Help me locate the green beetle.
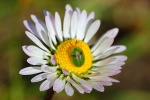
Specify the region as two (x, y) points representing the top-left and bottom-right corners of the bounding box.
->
(70, 48), (85, 67)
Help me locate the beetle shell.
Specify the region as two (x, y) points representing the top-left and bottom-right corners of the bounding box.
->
(70, 48), (85, 67)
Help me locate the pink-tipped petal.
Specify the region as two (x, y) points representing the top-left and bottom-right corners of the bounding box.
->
(62, 69), (70, 75)
(51, 55), (56, 65)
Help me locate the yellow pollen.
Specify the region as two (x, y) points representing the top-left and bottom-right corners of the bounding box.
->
(55, 39), (93, 75)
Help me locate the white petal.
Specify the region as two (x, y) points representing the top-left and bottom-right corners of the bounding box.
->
(91, 36), (106, 52)
(103, 45), (126, 55)
(76, 10), (87, 40)
(76, 8), (81, 15)
(89, 70), (115, 77)
(113, 45), (126, 53)
(40, 80), (50, 91)
(92, 38), (114, 56)
(30, 14), (47, 31)
(41, 65), (56, 73)
(102, 28), (119, 38)
(35, 22), (49, 46)
(92, 57), (116, 66)
(80, 85), (92, 93)
(84, 20), (100, 43)
(44, 11), (57, 44)
(101, 81), (112, 86)
(72, 74), (92, 90)
(110, 62), (125, 66)
(49, 79), (55, 89)
(97, 65), (122, 70)
(31, 73), (48, 82)
(94, 46), (119, 60)
(63, 13), (71, 38)
(47, 72), (57, 81)
(26, 45), (50, 56)
(90, 75), (119, 83)
(109, 55), (127, 64)
(27, 57), (47, 65)
(65, 82), (74, 96)
(53, 77), (65, 93)
(23, 20), (39, 38)
(86, 12), (95, 23)
(55, 12), (63, 41)
(98, 69), (121, 76)
(89, 81), (104, 92)
(48, 36), (56, 50)
(85, 12), (95, 34)
(91, 28), (119, 52)
(19, 67), (42, 75)
(65, 4), (73, 14)
(85, 71), (101, 77)
(89, 76), (111, 82)
(22, 46), (43, 58)
(71, 11), (78, 39)
(66, 77), (84, 94)
(108, 70), (121, 76)
(25, 31), (49, 52)
(109, 78), (120, 83)
(105, 65), (122, 70)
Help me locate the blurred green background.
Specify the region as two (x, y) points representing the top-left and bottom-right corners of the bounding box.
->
(0, 0), (150, 100)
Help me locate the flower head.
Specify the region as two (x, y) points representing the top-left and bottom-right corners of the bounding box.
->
(19, 4), (127, 96)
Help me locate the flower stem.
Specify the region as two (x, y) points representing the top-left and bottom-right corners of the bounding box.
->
(44, 88), (55, 100)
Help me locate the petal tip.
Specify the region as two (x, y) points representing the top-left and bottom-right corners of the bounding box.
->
(19, 69), (23, 75)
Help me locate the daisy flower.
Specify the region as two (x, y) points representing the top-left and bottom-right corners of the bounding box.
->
(19, 4), (127, 96)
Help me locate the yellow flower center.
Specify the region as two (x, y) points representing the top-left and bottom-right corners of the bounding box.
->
(55, 39), (93, 75)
